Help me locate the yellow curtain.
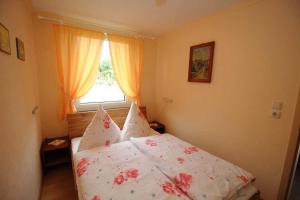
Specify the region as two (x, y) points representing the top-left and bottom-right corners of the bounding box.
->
(53, 25), (104, 119)
(108, 34), (144, 105)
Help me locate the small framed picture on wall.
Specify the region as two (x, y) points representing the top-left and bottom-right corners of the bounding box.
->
(188, 41), (215, 83)
(0, 23), (11, 55)
(16, 37), (25, 61)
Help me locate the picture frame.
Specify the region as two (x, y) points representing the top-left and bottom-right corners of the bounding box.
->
(0, 23), (11, 55)
(188, 41), (215, 83)
(16, 37), (25, 61)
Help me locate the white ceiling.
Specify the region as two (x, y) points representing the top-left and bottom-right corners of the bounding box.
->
(31, 0), (241, 36)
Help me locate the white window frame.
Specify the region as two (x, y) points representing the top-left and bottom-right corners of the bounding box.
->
(74, 97), (130, 112)
(74, 37), (131, 112)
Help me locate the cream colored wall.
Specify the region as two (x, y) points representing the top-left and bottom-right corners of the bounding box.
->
(33, 19), (67, 138)
(33, 19), (157, 138)
(155, 0), (300, 199)
(0, 0), (42, 199)
(140, 39), (157, 121)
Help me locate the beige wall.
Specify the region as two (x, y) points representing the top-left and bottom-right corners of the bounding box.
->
(154, 0), (300, 199)
(29, 0), (300, 199)
(33, 19), (157, 138)
(0, 0), (42, 199)
(33, 19), (67, 138)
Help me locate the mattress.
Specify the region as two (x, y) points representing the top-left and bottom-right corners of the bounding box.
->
(71, 134), (257, 200)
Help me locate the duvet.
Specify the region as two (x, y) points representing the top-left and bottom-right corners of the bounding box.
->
(74, 141), (190, 200)
(131, 134), (255, 200)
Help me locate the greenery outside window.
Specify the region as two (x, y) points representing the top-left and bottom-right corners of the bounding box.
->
(75, 39), (129, 111)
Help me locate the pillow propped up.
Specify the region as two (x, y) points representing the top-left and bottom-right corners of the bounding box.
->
(78, 106), (121, 151)
(121, 102), (152, 141)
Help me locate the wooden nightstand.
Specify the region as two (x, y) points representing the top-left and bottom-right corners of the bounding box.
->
(149, 121), (165, 134)
(41, 136), (71, 173)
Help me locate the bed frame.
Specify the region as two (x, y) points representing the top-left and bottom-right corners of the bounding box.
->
(66, 106), (147, 139)
(66, 107), (260, 200)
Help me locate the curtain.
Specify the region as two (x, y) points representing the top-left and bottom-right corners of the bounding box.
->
(108, 34), (144, 105)
(53, 25), (104, 119)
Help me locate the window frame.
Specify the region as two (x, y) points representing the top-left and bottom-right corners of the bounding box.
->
(74, 97), (130, 112)
(74, 37), (130, 112)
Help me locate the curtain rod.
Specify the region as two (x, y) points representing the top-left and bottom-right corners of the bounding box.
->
(37, 15), (156, 40)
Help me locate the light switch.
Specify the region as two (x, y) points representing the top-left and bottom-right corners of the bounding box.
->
(272, 101), (283, 110)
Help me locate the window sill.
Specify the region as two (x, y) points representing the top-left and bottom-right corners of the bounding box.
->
(75, 101), (131, 112)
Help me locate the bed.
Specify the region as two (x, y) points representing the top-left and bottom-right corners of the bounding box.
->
(67, 108), (260, 200)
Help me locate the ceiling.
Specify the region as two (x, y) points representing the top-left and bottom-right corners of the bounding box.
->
(31, 0), (241, 36)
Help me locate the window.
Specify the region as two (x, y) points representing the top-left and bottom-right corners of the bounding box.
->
(75, 39), (129, 111)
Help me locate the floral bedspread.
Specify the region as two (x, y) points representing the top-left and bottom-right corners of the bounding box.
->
(131, 134), (255, 200)
(74, 141), (190, 200)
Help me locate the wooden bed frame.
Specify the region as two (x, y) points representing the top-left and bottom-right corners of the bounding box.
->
(66, 107), (260, 200)
(66, 106), (147, 139)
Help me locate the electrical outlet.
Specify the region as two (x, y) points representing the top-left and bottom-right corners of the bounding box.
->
(271, 110), (281, 119)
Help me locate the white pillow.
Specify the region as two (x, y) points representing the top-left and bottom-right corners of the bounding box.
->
(120, 102), (152, 141)
(78, 106), (121, 151)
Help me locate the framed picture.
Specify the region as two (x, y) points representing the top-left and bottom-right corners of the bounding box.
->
(188, 41), (215, 83)
(0, 23), (11, 55)
(16, 37), (25, 61)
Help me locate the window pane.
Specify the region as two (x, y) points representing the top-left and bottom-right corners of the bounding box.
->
(79, 40), (125, 104)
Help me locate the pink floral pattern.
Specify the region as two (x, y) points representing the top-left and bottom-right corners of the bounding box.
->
(114, 174), (125, 185)
(138, 111), (146, 120)
(77, 158), (89, 177)
(125, 168), (139, 178)
(91, 195), (101, 200)
(105, 140), (111, 147)
(162, 181), (187, 197)
(184, 146), (199, 155)
(145, 139), (157, 146)
(78, 107), (120, 151)
(103, 113), (110, 129)
(120, 103), (152, 141)
(114, 168), (139, 185)
(237, 175), (249, 184)
(162, 181), (175, 195)
(75, 140), (190, 200)
(177, 157), (184, 164)
(173, 173), (192, 191)
(131, 134), (256, 200)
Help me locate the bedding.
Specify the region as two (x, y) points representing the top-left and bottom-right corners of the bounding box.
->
(229, 184), (257, 200)
(71, 130), (160, 158)
(131, 134), (257, 200)
(78, 106), (121, 152)
(121, 102), (152, 141)
(73, 140), (191, 200)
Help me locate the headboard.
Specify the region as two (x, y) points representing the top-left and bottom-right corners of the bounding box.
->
(66, 106), (147, 138)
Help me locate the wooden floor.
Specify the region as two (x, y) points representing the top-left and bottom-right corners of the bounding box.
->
(41, 164), (77, 200)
